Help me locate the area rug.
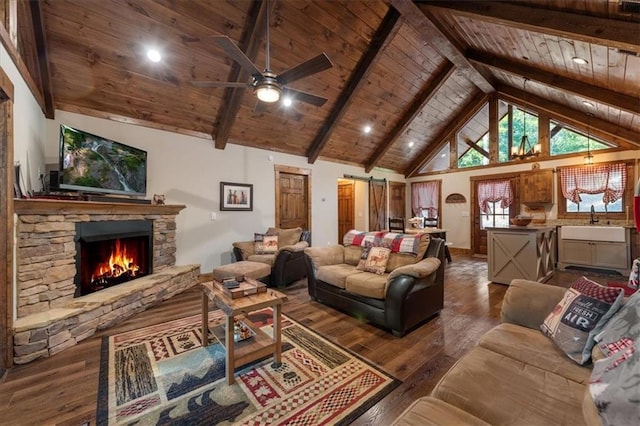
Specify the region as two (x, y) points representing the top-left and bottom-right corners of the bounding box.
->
(97, 309), (400, 425)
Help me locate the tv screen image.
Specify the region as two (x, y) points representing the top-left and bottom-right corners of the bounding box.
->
(59, 125), (147, 196)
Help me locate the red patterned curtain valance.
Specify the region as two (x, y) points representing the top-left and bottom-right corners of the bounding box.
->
(560, 163), (627, 206)
(478, 180), (513, 214)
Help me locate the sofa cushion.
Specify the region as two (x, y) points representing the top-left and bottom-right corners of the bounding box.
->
(431, 346), (587, 425)
(386, 252), (422, 273)
(540, 276), (624, 364)
(478, 323), (591, 384)
(345, 272), (388, 299)
(392, 397), (490, 426)
(304, 245), (344, 269)
(344, 245), (363, 266)
(267, 227), (302, 246)
(247, 254), (275, 267)
(316, 264), (361, 289)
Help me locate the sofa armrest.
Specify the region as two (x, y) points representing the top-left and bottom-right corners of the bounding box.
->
(387, 257), (441, 283)
(232, 240), (255, 261)
(500, 279), (566, 329)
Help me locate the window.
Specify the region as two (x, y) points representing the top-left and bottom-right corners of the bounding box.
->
(557, 161), (634, 218)
(458, 134), (489, 168)
(477, 180), (513, 229)
(550, 120), (608, 156)
(411, 181), (441, 220)
(498, 105), (539, 163)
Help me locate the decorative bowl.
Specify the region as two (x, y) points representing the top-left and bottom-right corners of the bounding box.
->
(510, 217), (533, 226)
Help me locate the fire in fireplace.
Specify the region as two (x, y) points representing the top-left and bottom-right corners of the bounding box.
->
(75, 220), (153, 296)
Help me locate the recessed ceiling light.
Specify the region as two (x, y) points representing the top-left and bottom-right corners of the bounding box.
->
(582, 100), (595, 108)
(283, 97), (292, 107)
(572, 57), (588, 65)
(408, 141), (415, 148)
(147, 49), (161, 63)
(363, 125), (372, 134)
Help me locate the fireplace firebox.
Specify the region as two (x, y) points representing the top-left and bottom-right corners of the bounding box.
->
(75, 220), (153, 297)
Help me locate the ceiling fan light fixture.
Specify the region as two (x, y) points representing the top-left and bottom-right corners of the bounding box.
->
(255, 82), (281, 103)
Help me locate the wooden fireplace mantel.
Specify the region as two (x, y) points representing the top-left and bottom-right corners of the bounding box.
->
(14, 199), (186, 215)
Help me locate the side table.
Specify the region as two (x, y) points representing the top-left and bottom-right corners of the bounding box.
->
(200, 281), (288, 384)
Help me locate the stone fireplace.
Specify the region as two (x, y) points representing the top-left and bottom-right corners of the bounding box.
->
(12, 199), (200, 364)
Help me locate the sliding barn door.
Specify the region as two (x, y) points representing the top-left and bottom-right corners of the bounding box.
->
(368, 181), (387, 231)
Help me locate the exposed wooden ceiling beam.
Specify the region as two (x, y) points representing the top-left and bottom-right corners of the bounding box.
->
(364, 60), (455, 173)
(424, 1), (640, 53)
(213, 0), (268, 150)
(28, 0), (54, 119)
(405, 92), (489, 177)
(306, 6), (402, 164)
(464, 138), (490, 158)
(390, 0), (494, 94)
(467, 50), (640, 116)
(498, 84), (640, 149)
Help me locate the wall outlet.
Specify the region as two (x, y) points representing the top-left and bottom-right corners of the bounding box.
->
(210, 212), (217, 221)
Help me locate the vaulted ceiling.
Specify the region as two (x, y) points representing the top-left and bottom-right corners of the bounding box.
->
(13, 0), (640, 177)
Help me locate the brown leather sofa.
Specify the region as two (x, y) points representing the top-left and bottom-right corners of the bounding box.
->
(304, 233), (445, 337)
(232, 227), (311, 288)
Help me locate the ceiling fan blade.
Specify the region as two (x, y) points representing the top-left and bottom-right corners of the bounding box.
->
(284, 88), (328, 107)
(191, 81), (250, 88)
(211, 35), (263, 77)
(278, 53), (333, 85)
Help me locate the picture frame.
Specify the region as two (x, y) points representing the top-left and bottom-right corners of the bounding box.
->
(220, 182), (253, 211)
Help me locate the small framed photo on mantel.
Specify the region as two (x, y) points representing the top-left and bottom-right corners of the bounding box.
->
(220, 182), (253, 211)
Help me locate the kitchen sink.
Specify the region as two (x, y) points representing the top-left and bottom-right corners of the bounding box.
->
(560, 226), (626, 242)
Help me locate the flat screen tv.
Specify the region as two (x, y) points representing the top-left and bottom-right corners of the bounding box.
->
(59, 124), (147, 197)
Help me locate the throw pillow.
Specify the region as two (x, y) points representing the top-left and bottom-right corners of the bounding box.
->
(540, 276), (624, 364)
(254, 232), (279, 255)
(358, 245), (391, 275)
(589, 289), (640, 425)
(356, 244), (373, 270)
(262, 234), (279, 254)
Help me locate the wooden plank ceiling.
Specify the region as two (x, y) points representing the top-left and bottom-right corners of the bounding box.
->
(17, 0), (640, 176)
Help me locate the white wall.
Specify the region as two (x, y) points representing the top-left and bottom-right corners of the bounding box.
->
(45, 110), (404, 273)
(408, 150), (639, 250)
(0, 48), (47, 195)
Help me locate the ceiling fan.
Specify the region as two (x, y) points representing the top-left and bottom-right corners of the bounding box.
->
(192, 1), (333, 108)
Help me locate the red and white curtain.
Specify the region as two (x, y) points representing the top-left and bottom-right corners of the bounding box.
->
(411, 181), (439, 218)
(560, 163), (627, 206)
(478, 180), (513, 214)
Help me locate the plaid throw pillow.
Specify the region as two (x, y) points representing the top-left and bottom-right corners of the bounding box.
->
(541, 276), (624, 364)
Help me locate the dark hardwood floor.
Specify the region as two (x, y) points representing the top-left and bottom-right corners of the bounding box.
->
(0, 255), (620, 425)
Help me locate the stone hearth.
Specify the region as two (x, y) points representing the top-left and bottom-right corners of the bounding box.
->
(12, 199), (201, 364)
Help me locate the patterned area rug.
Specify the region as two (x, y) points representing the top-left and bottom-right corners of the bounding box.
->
(97, 309), (400, 425)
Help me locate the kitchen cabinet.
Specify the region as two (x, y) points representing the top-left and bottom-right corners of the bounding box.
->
(558, 227), (631, 275)
(487, 226), (555, 285)
(521, 169), (553, 205)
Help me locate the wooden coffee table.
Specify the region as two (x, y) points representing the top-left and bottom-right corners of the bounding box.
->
(200, 281), (288, 384)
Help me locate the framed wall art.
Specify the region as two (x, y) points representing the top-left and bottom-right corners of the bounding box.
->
(220, 182), (253, 211)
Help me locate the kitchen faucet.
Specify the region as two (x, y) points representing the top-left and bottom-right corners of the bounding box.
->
(590, 205), (599, 224)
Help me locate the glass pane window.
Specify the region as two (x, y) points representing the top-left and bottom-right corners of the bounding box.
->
(480, 202), (510, 229)
(458, 134), (489, 168)
(550, 120), (608, 156)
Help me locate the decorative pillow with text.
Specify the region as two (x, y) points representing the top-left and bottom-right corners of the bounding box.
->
(541, 276), (624, 364)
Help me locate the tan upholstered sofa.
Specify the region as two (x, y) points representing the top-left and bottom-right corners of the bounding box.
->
(232, 227), (311, 287)
(304, 231), (445, 336)
(393, 279), (607, 426)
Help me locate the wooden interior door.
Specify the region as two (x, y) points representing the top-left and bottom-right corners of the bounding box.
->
(275, 165), (311, 231)
(0, 70), (14, 368)
(389, 181), (405, 221)
(368, 180), (387, 231)
(338, 180), (355, 240)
